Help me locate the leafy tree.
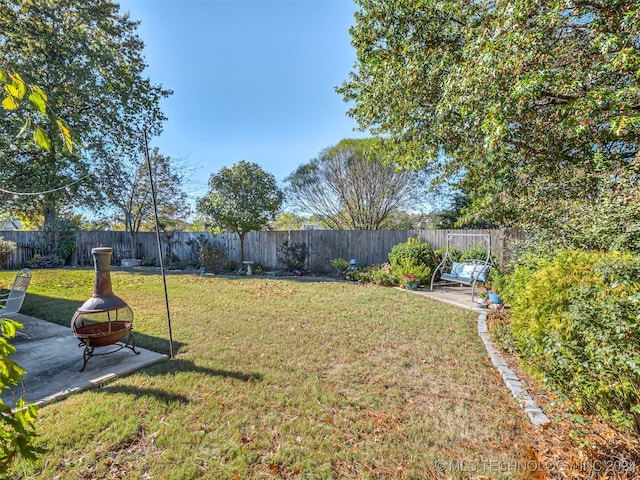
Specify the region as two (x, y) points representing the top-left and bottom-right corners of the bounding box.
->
(382, 210), (424, 230)
(522, 155), (640, 252)
(197, 161), (284, 263)
(426, 191), (497, 230)
(0, 69), (76, 153)
(285, 138), (430, 230)
(0, 0), (170, 227)
(188, 218), (207, 233)
(338, 1), (640, 245)
(101, 148), (191, 258)
(271, 212), (307, 231)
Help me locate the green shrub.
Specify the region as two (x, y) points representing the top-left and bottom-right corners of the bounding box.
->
(330, 257), (349, 271)
(433, 246), (461, 268)
(369, 263), (397, 286)
(176, 260), (199, 270)
(389, 237), (434, 267)
(503, 249), (588, 352)
(167, 253), (181, 269)
(344, 263), (400, 286)
(0, 237), (16, 269)
(142, 257), (156, 267)
(33, 219), (78, 265)
(28, 254), (64, 269)
(277, 240), (308, 271)
(225, 259), (238, 272)
(458, 247), (488, 262)
(487, 268), (507, 293)
(391, 258), (432, 285)
(198, 239), (228, 273)
(506, 249), (640, 432)
(252, 263), (264, 274)
(345, 266), (370, 283)
(388, 237), (434, 284)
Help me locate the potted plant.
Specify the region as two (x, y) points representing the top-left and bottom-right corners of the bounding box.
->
(400, 273), (419, 290)
(488, 291), (503, 304)
(487, 270), (505, 304)
(330, 257), (349, 274)
(476, 288), (490, 308)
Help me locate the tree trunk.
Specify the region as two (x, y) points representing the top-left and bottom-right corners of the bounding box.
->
(43, 139), (59, 229)
(43, 204), (56, 229)
(238, 231), (245, 264)
(127, 230), (139, 258)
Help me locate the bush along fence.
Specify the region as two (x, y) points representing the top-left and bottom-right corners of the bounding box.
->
(0, 228), (527, 273)
(502, 249), (640, 434)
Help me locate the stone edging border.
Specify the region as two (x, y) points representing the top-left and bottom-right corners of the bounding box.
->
(477, 311), (550, 428)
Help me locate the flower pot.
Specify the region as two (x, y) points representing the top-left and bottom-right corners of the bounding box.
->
(488, 292), (502, 304)
(405, 282), (418, 290)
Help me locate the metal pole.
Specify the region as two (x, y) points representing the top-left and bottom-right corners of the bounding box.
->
(144, 130), (174, 358)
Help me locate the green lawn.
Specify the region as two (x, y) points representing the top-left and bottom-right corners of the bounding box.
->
(2, 269), (533, 479)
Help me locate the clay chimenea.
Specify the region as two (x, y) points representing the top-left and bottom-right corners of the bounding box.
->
(71, 247), (138, 371)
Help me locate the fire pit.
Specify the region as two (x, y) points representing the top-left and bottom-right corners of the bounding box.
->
(71, 247), (139, 371)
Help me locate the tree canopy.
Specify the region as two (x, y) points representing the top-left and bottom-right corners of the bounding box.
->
(101, 147), (191, 257)
(338, 0), (640, 248)
(285, 138), (431, 230)
(0, 0), (170, 226)
(0, 69), (76, 153)
(197, 161), (284, 263)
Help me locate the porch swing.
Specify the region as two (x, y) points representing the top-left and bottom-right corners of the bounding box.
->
(429, 233), (495, 301)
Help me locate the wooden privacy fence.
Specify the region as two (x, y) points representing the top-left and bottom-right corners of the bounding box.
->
(0, 228), (528, 272)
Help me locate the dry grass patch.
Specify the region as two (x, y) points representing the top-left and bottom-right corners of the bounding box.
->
(3, 270), (535, 479)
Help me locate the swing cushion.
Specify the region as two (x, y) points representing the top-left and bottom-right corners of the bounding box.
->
(441, 262), (490, 283)
(451, 262), (464, 276)
(472, 265), (490, 282)
(460, 264), (477, 278)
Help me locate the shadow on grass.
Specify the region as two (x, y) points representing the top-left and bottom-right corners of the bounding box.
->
(144, 358), (263, 383)
(96, 385), (190, 404)
(97, 358), (263, 404)
(20, 293), (186, 357)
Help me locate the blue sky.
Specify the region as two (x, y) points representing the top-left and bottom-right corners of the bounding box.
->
(116, 0), (368, 205)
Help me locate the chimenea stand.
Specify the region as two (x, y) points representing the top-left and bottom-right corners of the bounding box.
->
(71, 247), (139, 371)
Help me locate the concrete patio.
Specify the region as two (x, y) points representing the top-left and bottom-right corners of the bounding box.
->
(0, 312), (168, 409)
